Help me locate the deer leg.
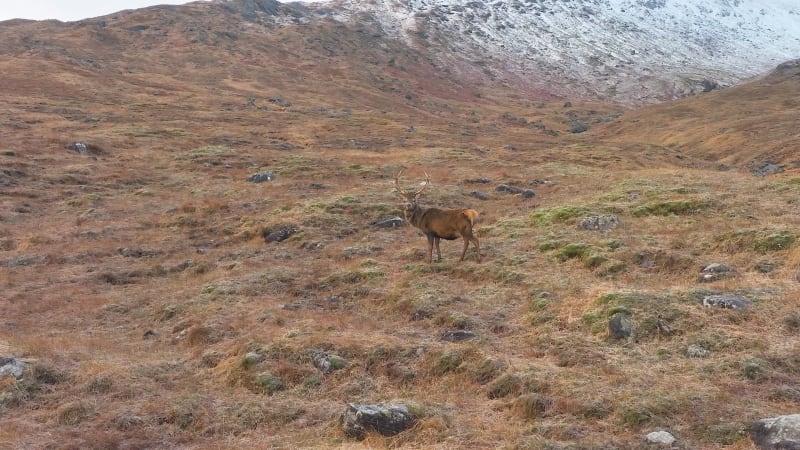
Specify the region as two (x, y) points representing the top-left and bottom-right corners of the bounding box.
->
(473, 236), (481, 263)
(434, 236), (442, 261)
(426, 234), (435, 263)
(460, 237), (469, 261)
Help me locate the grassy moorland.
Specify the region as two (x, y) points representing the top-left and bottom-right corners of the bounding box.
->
(1, 5), (798, 449)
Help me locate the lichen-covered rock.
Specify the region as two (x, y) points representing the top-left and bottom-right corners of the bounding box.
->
(645, 430), (677, 446)
(579, 214), (620, 231)
(340, 403), (416, 439)
(608, 312), (632, 339)
(247, 171), (276, 183)
(312, 351), (346, 374)
(698, 263), (737, 282)
(703, 294), (751, 310)
(750, 414), (800, 449)
(0, 357), (25, 379)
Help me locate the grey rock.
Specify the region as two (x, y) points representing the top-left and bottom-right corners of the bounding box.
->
(0, 356), (25, 379)
(373, 216), (404, 228)
(609, 313), (632, 339)
(703, 294), (752, 310)
(645, 430), (677, 446)
(340, 403), (417, 439)
(686, 344), (710, 358)
(752, 163), (783, 177)
(262, 225), (297, 243)
(470, 191), (490, 200)
(698, 263), (737, 282)
(751, 414), (800, 449)
(579, 214), (620, 231)
(312, 351), (346, 374)
(495, 184), (535, 198)
(441, 330), (477, 342)
(247, 171), (276, 183)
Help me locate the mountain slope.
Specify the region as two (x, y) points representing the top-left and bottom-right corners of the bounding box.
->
(594, 58), (800, 169)
(323, 0), (800, 104)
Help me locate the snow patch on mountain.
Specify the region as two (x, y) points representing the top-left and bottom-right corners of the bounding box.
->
(323, 0), (800, 103)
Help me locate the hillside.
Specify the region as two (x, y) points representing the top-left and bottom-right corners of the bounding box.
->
(1, 1), (799, 449)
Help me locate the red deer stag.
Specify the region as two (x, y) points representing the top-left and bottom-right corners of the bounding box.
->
(394, 171), (481, 263)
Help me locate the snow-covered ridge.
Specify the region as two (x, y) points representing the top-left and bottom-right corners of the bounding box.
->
(317, 0), (800, 103)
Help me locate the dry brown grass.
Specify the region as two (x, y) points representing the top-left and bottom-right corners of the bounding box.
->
(0, 6), (799, 449)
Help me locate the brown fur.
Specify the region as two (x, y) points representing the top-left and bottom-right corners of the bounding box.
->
(395, 172), (481, 263)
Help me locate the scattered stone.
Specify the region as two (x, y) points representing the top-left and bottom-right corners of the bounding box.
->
(242, 352), (264, 368)
(262, 225), (298, 243)
(247, 171), (276, 183)
(698, 263), (737, 283)
(65, 141), (103, 155)
(373, 216), (404, 228)
(340, 403), (417, 439)
(686, 344), (710, 358)
(465, 177), (492, 184)
(312, 351), (346, 374)
(142, 330), (156, 339)
(495, 184), (535, 198)
(441, 330), (477, 342)
(65, 142), (87, 153)
(578, 214), (620, 231)
(470, 191), (490, 200)
(608, 312), (632, 339)
(645, 430), (677, 446)
(703, 294), (752, 310)
(752, 163), (783, 177)
(0, 356), (26, 379)
(750, 414), (800, 449)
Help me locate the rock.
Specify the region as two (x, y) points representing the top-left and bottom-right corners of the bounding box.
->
(441, 330), (477, 342)
(645, 430), (677, 446)
(0, 356), (26, 379)
(65, 142), (88, 153)
(703, 294), (752, 310)
(685, 344), (710, 358)
(340, 403), (417, 439)
(750, 414), (800, 449)
(698, 263), (737, 283)
(495, 184), (535, 198)
(578, 214), (620, 231)
(470, 191), (490, 200)
(312, 351), (346, 374)
(752, 163), (783, 177)
(609, 313), (632, 339)
(247, 171), (276, 183)
(373, 216), (404, 228)
(262, 225), (298, 243)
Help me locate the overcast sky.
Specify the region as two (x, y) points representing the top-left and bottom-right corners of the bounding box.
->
(0, 1), (198, 22)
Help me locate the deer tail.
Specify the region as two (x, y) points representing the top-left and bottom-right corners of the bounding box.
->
(463, 209), (479, 227)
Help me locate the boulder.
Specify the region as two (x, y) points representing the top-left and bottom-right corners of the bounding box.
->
(703, 294), (752, 310)
(373, 216), (404, 228)
(441, 330), (477, 342)
(645, 430), (677, 446)
(750, 414), (800, 449)
(311, 351), (346, 374)
(609, 313), (632, 339)
(578, 214), (620, 231)
(262, 225), (297, 243)
(0, 356), (25, 379)
(495, 184), (535, 198)
(247, 171), (276, 183)
(340, 403), (417, 439)
(698, 263), (737, 283)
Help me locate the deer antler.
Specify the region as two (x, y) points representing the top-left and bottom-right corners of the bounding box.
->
(394, 170), (431, 201)
(395, 170), (431, 200)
